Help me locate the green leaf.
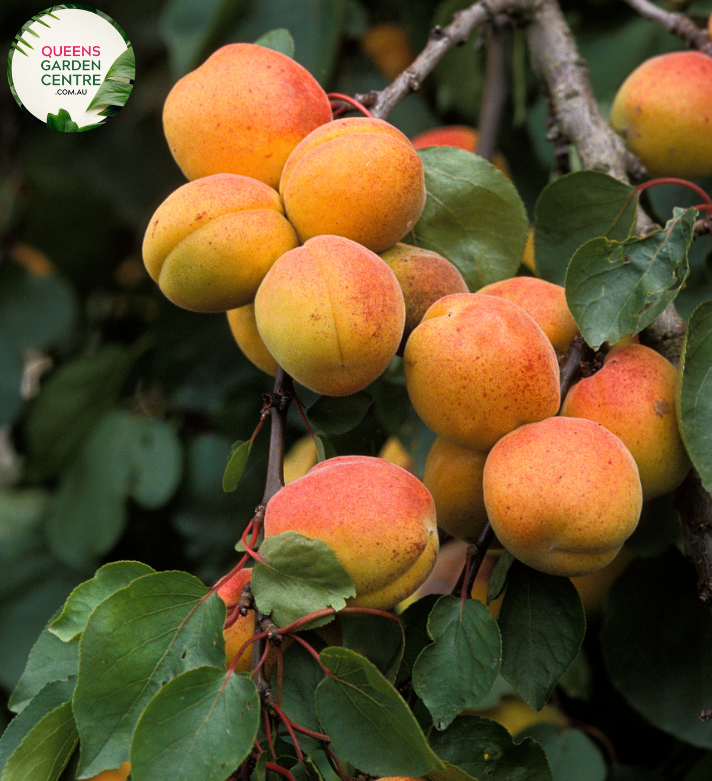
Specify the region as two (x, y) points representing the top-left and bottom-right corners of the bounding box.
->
(519, 724), (606, 781)
(412, 595), (502, 730)
(314, 647), (445, 777)
(49, 561), (156, 642)
(396, 593), (441, 686)
(487, 550), (515, 604)
(428, 713), (554, 781)
(254, 28), (295, 57)
(534, 171), (638, 286)
(106, 45), (135, 81)
(129, 417), (184, 508)
(130, 666), (260, 781)
(307, 391), (373, 435)
(46, 109), (78, 132)
(601, 547), (712, 749)
(315, 434), (337, 463)
(86, 80), (133, 112)
(0, 701), (77, 781)
(566, 207), (695, 350)
(46, 410), (183, 568)
(86, 47), (135, 111)
(412, 147), (529, 291)
(72, 571), (226, 777)
(251, 532), (356, 627)
(8, 612), (79, 714)
(23, 344), (133, 481)
(222, 439), (253, 492)
(0, 261), (77, 352)
(269, 634), (328, 754)
(498, 561), (586, 711)
(0, 678), (75, 772)
(0, 488), (50, 542)
(340, 610), (405, 684)
(159, 0), (247, 76)
(678, 300), (712, 491)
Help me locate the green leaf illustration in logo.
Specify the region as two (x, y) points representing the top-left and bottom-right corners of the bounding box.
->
(46, 109), (79, 132)
(87, 46), (135, 114)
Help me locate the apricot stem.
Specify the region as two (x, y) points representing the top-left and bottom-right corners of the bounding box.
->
(264, 763), (298, 781)
(633, 178), (712, 207)
(252, 366), (295, 687)
(328, 92), (373, 117)
(558, 333), (591, 406)
(453, 521), (495, 599)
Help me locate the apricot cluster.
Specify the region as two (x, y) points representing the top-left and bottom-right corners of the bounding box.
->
(145, 42), (461, 613)
(141, 42), (468, 399)
(411, 285), (690, 579)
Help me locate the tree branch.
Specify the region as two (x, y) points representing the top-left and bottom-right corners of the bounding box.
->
(621, 0), (712, 55)
(475, 21), (512, 162)
(355, 0), (531, 121)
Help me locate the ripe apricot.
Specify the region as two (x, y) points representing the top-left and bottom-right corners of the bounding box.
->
(483, 417), (642, 577)
(217, 568), (255, 673)
(380, 243), (469, 355)
(86, 761), (131, 781)
(163, 43), (333, 187)
(262, 456), (438, 610)
(226, 303), (278, 376)
(279, 117), (426, 253)
(143, 174), (298, 312)
(422, 435), (488, 544)
(609, 51), (712, 178)
(559, 343), (691, 500)
(403, 293), (561, 451)
(254, 235), (405, 396)
(478, 276), (579, 352)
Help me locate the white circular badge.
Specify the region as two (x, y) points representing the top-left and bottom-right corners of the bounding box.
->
(8, 6), (134, 131)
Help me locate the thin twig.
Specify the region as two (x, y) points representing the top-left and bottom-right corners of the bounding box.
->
(355, 0), (532, 120)
(620, 0), (712, 55)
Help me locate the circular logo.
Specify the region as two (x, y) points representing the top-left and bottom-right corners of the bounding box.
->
(8, 6), (134, 131)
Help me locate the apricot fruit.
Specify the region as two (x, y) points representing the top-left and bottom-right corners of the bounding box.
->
(262, 455), (439, 610)
(476, 697), (565, 736)
(226, 303), (278, 376)
(86, 761), (131, 781)
(217, 568), (257, 673)
(380, 243), (469, 355)
(410, 125), (509, 176)
(422, 435), (488, 544)
(483, 416), (642, 578)
(520, 226), (536, 273)
(478, 276), (579, 352)
(559, 343), (691, 500)
(143, 174), (298, 312)
(609, 51), (712, 179)
(403, 293), (561, 451)
(162, 43), (333, 187)
(254, 235), (405, 396)
(279, 117), (426, 253)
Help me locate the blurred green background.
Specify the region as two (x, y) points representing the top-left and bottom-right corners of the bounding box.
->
(1, 0), (711, 736)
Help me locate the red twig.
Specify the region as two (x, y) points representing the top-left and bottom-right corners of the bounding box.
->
(328, 92), (373, 117)
(634, 177), (712, 207)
